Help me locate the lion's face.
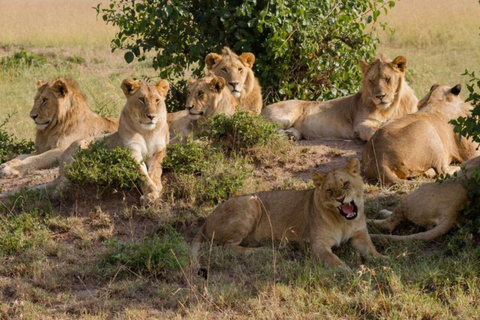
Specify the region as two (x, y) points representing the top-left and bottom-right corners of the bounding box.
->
(360, 55), (408, 110)
(30, 80), (70, 130)
(121, 79), (169, 130)
(205, 47), (255, 99)
(418, 84), (462, 109)
(185, 76), (227, 119)
(312, 158), (363, 220)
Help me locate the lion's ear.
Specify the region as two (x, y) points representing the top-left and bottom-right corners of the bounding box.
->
(205, 53), (222, 69)
(359, 60), (369, 74)
(346, 158), (361, 177)
(311, 171), (324, 188)
(450, 84), (461, 96)
(51, 79), (68, 98)
(156, 79), (170, 97)
(187, 77), (197, 86)
(36, 80), (46, 88)
(239, 52), (255, 68)
(209, 76), (226, 93)
(121, 79), (140, 96)
(391, 56), (408, 73)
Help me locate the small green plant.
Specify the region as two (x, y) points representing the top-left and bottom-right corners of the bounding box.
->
(0, 115), (35, 164)
(162, 138), (212, 174)
(199, 111), (281, 152)
(66, 55), (86, 64)
(65, 140), (143, 190)
(101, 227), (188, 278)
(0, 49), (46, 69)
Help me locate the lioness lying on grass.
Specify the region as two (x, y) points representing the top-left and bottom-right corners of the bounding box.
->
(190, 158), (384, 270)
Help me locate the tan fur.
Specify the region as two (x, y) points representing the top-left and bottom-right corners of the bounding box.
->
(363, 84), (480, 185)
(0, 78), (118, 177)
(190, 159), (384, 270)
(369, 156), (480, 241)
(52, 79), (170, 205)
(261, 55), (418, 141)
(205, 47), (262, 114)
(167, 75), (238, 143)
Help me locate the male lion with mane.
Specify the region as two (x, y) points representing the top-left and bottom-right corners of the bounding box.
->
(0, 78), (118, 177)
(190, 159), (384, 270)
(168, 75), (238, 143)
(261, 54), (418, 141)
(205, 47), (262, 114)
(363, 84), (480, 185)
(52, 79), (170, 205)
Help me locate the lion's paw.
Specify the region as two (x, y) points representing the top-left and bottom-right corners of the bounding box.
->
(140, 191), (160, 206)
(0, 162), (22, 177)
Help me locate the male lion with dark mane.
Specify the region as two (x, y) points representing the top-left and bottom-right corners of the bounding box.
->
(190, 159), (384, 270)
(261, 55), (418, 141)
(205, 47), (262, 114)
(0, 78), (118, 177)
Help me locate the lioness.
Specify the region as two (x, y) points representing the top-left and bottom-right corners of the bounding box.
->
(205, 47), (262, 114)
(167, 75), (238, 143)
(363, 84), (480, 185)
(369, 156), (480, 241)
(0, 78), (118, 177)
(190, 159), (384, 270)
(53, 79), (170, 204)
(261, 55), (418, 141)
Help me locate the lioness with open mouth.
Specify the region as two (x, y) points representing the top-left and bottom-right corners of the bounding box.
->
(190, 158), (384, 270)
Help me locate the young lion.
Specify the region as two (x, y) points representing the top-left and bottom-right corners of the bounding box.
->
(261, 55), (418, 141)
(369, 156), (480, 241)
(0, 78), (118, 177)
(53, 79), (170, 204)
(167, 75), (238, 143)
(205, 47), (262, 114)
(190, 159), (384, 270)
(363, 84), (480, 185)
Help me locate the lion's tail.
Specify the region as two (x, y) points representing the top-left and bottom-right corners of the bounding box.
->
(370, 216), (457, 241)
(189, 223), (207, 267)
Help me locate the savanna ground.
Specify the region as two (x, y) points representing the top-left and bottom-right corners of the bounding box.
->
(1, 0), (480, 318)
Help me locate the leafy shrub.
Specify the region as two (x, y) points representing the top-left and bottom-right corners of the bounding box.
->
(65, 140), (143, 190)
(451, 70), (480, 143)
(96, 0), (394, 110)
(0, 49), (46, 70)
(199, 111), (282, 152)
(0, 115), (35, 164)
(102, 227), (188, 278)
(164, 139), (252, 205)
(66, 55), (86, 64)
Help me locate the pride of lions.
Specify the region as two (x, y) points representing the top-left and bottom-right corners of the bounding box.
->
(1, 47), (479, 271)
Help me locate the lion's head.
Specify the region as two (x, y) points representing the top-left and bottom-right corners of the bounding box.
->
(185, 75), (237, 120)
(205, 47), (256, 100)
(312, 158), (363, 220)
(417, 84), (462, 109)
(121, 79), (170, 130)
(31, 78), (86, 131)
(360, 55), (409, 110)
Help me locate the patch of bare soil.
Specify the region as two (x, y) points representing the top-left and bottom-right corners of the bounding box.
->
(0, 168), (58, 193)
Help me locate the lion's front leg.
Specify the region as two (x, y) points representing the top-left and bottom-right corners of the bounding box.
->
(353, 119), (382, 142)
(311, 236), (350, 270)
(129, 148), (158, 205)
(0, 148), (64, 177)
(350, 229), (386, 262)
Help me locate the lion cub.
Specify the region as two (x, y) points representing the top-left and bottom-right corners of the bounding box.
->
(54, 79), (170, 204)
(190, 159), (383, 269)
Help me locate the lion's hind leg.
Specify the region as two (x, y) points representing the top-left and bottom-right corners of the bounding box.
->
(368, 208), (405, 234)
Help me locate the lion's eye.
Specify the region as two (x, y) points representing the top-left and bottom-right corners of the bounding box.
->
(238, 68), (243, 72)
(369, 79), (375, 85)
(41, 98), (48, 105)
(326, 189), (333, 196)
(385, 77), (391, 84)
(156, 98), (160, 103)
(222, 68), (228, 73)
(197, 91), (203, 98)
(139, 97), (146, 105)
(343, 181), (349, 188)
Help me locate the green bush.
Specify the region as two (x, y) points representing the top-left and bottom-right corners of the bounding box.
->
(164, 139), (252, 205)
(0, 115), (35, 164)
(102, 227), (188, 278)
(65, 140), (143, 190)
(451, 70), (480, 143)
(199, 111), (281, 152)
(97, 0), (394, 110)
(0, 49), (46, 70)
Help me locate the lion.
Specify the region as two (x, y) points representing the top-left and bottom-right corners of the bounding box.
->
(369, 155), (480, 241)
(190, 158), (384, 270)
(205, 47), (262, 114)
(52, 79), (170, 204)
(167, 75), (238, 143)
(0, 78), (118, 177)
(362, 84), (480, 185)
(261, 55), (418, 141)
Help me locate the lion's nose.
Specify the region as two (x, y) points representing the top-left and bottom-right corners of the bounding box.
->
(375, 93), (386, 100)
(30, 114), (38, 120)
(228, 82), (239, 89)
(146, 114), (156, 120)
(186, 105), (194, 110)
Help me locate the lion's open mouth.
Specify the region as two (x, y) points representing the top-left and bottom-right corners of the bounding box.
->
(338, 201), (358, 220)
